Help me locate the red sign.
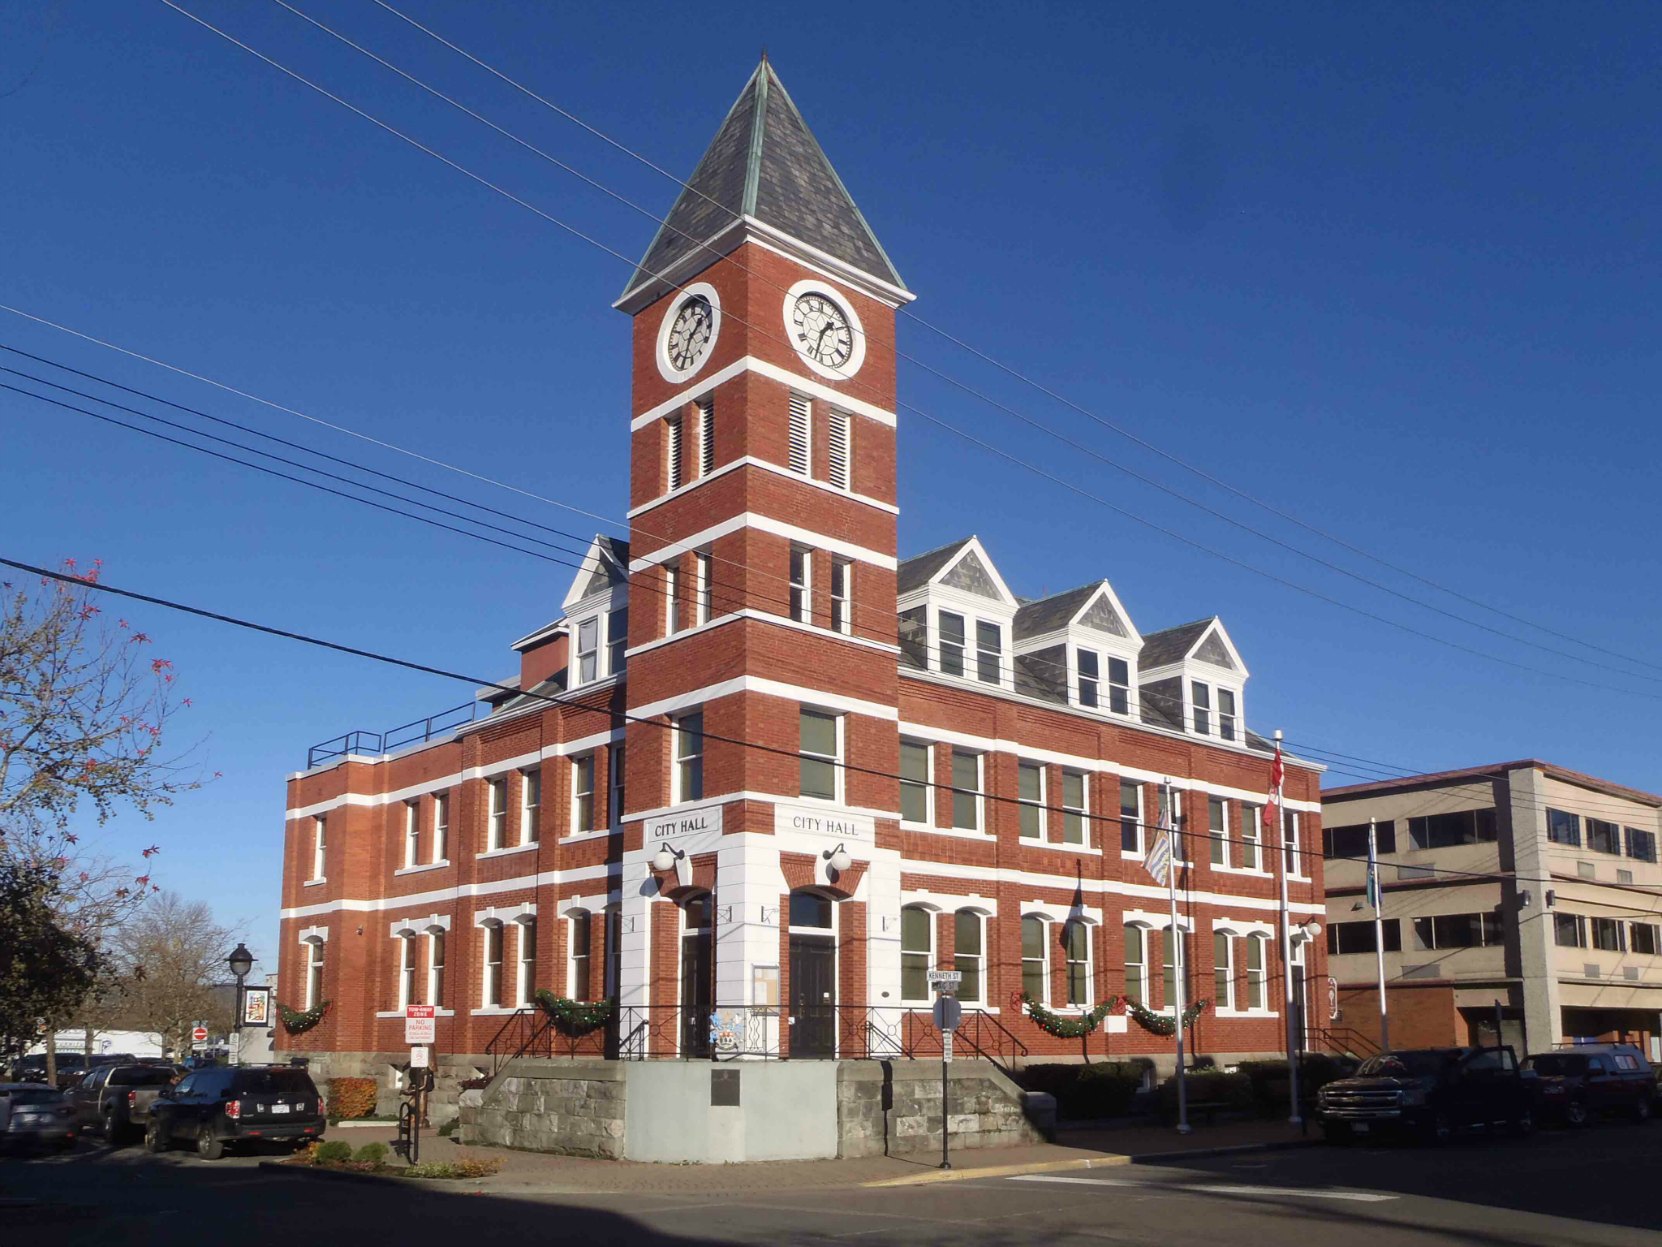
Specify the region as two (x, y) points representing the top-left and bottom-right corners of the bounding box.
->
(405, 1005), (436, 1045)
(191, 1026), (209, 1043)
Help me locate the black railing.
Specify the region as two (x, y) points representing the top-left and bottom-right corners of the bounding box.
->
(307, 700), (481, 768)
(483, 1002), (1028, 1076)
(1313, 1025), (1383, 1059)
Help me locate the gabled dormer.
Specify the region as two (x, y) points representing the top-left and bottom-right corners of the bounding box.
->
(1137, 617), (1249, 744)
(1012, 580), (1143, 716)
(559, 534), (631, 690)
(895, 537), (1020, 691)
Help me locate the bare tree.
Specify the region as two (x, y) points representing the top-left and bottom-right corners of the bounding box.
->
(0, 560), (207, 1075)
(107, 891), (236, 1058)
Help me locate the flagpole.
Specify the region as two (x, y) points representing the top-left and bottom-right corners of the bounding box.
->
(1166, 779), (1190, 1135)
(1274, 730), (1301, 1127)
(1369, 817), (1391, 1052)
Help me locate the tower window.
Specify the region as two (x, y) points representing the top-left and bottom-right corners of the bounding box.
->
(787, 393), (811, 475)
(697, 396), (715, 477)
(827, 410), (851, 490)
(1077, 650), (1099, 708)
(830, 558), (852, 635)
(665, 414), (684, 491)
(789, 545), (812, 623)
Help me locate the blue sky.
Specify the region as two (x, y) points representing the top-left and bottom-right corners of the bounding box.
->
(3, 2), (1658, 974)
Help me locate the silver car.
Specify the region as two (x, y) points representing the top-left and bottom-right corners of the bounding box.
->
(0, 1082), (77, 1152)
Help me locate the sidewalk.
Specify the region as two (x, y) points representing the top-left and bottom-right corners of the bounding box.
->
(289, 1118), (1316, 1196)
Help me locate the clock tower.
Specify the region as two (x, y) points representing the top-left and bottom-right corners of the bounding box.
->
(612, 60), (912, 1054)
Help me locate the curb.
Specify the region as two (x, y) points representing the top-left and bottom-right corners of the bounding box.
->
(861, 1138), (1315, 1188)
(255, 1160), (475, 1188)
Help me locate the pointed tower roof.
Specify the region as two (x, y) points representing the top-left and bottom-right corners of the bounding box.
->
(617, 61), (907, 311)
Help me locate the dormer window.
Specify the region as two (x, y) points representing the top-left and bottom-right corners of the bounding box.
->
(1218, 688), (1237, 741)
(576, 618), (599, 684)
(1189, 679), (1239, 740)
(975, 621), (1002, 685)
(1075, 649), (1131, 714)
(607, 609), (629, 672)
(940, 612), (966, 676)
(1192, 681), (1211, 735)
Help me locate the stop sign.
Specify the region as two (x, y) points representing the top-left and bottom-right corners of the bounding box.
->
(192, 1026), (209, 1043)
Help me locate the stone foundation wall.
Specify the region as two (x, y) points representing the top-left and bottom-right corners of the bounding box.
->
(284, 1049), (488, 1123)
(836, 1060), (1049, 1158)
(462, 1060), (625, 1159)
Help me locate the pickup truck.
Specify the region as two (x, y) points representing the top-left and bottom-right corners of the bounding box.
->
(69, 1063), (181, 1143)
(1316, 1045), (1533, 1144)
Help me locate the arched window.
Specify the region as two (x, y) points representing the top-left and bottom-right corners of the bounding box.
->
(1063, 920), (1092, 1007)
(396, 931), (417, 1009)
(568, 910), (592, 998)
(481, 920), (505, 1007)
(516, 917), (538, 1006)
(790, 890), (834, 931)
(1161, 925), (1191, 1010)
(427, 928), (446, 1007)
(1123, 923), (1147, 1002)
(1021, 916), (1048, 1002)
(1247, 933), (1269, 1010)
(900, 905), (934, 1002)
(1213, 931), (1236, 1011)
(954, 910), (984, 1004)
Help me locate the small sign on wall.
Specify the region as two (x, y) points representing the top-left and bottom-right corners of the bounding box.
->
(752, 965), (779, 1014)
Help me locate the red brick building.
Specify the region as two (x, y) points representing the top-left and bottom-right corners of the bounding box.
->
(277, 62), (1326, 1089)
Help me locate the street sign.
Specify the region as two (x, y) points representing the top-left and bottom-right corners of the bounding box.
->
(927, 970), (962, 992)
(405, 1004), (436, 1045)
(191, 1026), (209, 1044)
(942, 1032), (954, 1063)
(410, 1045), (430, 1069)
(932, 995), (962, 1033)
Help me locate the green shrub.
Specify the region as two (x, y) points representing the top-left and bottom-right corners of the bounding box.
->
(353, 1142), (389, 1165)
(1019, 1061), (1152, 1121)
(437, 1118), (458, 1137)
(1237, 1055), (1353, 1117)
(326, 1076), (378, 1120)
(1156, 1070), (1254, 1120)
(314, 1140), (353, 1164)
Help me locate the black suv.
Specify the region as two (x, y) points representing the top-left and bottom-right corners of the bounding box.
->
(1316, 1046), (1533, 1143)
(1524, 1044), (1654, 1125)
(145, 1066), (326, 1159)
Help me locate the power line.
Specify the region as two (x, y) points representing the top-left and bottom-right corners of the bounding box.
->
(364, 0), (1662, 680)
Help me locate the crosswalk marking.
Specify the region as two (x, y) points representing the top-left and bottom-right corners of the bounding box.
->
(1008, 1173), (1397, 1203)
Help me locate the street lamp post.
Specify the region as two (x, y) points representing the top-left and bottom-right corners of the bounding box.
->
(227, 943), (254, 1066)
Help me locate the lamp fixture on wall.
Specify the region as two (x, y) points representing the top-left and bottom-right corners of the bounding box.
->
(823, 842), (852, 874)
(652, 843), (686, 873)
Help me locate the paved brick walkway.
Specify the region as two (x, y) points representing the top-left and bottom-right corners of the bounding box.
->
(314, 1118), (1315, 1195)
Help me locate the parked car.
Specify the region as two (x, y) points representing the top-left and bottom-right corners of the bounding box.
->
(1316, 1046), (1533, 1143)
(145, 1066), (325, 1160)
(0, 1083), (77, 1152)
(70, 1063), (181, 1143)
(1524, 1044), (1654, 1125)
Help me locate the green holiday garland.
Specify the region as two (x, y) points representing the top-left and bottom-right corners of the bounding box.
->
(278, 1000), (330, 1035)
(1019, 992), (1125, 1038)
(533, 990), (614, 1033)
(1122, 997), (1209, 1037)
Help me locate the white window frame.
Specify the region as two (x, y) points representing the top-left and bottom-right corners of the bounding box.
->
(672, 711), (704, 804)
(606, 607), (628, 676)
(790, 544), (813, 623)
(938, 609), (967, 677)
(402, 801), (421, 869)
(787, 392), (811, 476)
(520, 769), (541, 845)
(572, 753), (596, 834)
(694, 550), (712, 625)
(830, 557), (852, 635)
(974, 618), (1003, 686)
(427, 928), (446, 1007)
(827, 408), (851, 490)
(515, 917), (537, 1007)
(1283, 809), (1305, 878)
(1217, 687), (1238, 742)
(664, 563), (682, 635)
(1060, 770), (1089, 846)
(1123, 921), (1149, 1003)
(949, 748), (984, 832)
(798, 706), (842, 803)
(433, 793), (450, 864)
(1240, 804), (1262, 871)
(1247, 932), (1269, 1010)
(1017, 760), (1045, 839)
(665, 412), (684, 491)
(397, 932), (417, 1009)
(899, 739), (933, 826)
(486, 778), (507, 851)
(1064, 919), (1093, 1007)
(568, 910), (592, 998)
(1106, 655), (1131, 715)
(304, 938), (325, 1010)
(1076, 649), (1099, 709)
(1021, 914), (1049, 1004)
(1119, 780), (1143, 857)
(608, 746), (626, 828)
(900, 904), (935, 1005)
(1191, 680), (1212, 735)
(575, 615), (599, 685)
(481, 920), (505, 1008)
(1161, 923), (1191, 1013)
(1208, 795), (1230, 868)
(310, 816), (327, 882)
(697, 396), (715, 478)
(954, 909), (986, 1006)
(1213, 930), (1235, 1011)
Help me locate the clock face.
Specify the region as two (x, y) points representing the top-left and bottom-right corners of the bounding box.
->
(790, 292), (855, 371)
(665, 294), (715, 372)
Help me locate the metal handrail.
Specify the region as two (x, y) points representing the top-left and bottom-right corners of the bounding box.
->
(307, 700), (482, 769)
(1314, 1025), (1383, 1059)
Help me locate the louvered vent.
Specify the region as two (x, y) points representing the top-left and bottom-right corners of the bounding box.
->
(666, 415), (684, 491)
(828, 409), (851, 490)
(788, 393), (811, 475)
(698, 397), (715, 477)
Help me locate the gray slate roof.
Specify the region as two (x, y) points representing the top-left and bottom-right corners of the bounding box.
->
(1138, 619), (1215, 669)
(1013, 584), (1099, 641)
(897, 538), (974, 596)
(620, 61), (905, 305)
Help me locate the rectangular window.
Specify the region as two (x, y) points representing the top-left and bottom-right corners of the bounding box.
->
(306, 940), (325, 1010)
(606, 608), (628, 675)
(975, 620), (1002, 685)
(1018, 762), (1044, 839)
(1240, 804), (1262, 870)
(1123, 924), (1146, 1002)
(694, 552), (712, 625)
(487, 779), (507, 850)
(954, 911), (983, 1004)
(1283, 808), (1301, 875)
(939, 611), (966, 677)
(1107, 657), (1130, 715)
(799, 708), (840, 801)
(697, 396), (715, 478)
(1324, 821), (1398, 859)
(900, 906), (932, 1002)
(428, 931), (446, 1006)
(1246, 935), (1267, 1009)
(403, 801), (420, 868)
(572, 754), (596, 833)
(433, 794), (449, 863)
(608, 747), (626, 827)
(1554, 913), (1586, 948)
(311, 816), (327, 881)
(950, 749), (982, 831)
(790, 545), (812, 624)
(900, 740), (931, 824)
(1327, 919), (1403, 955)
(1213, 932), (1234, 1011)
(1592, 916), (1625, 952)
(483, 923), (504, 1007)
(398, 936), (417, 1008)
(830, 558), (852, 635)
(569, 915), (591, 998)
(665, 413), (684, 491)
(898, 606), (928, 667)
(1632, 923), (1659, 956)
(664, 564), (682, 635)
(1587, 818), (1621, 855)
(1061, 771), (1087, 845)
(517, 919), (537, 1006)
(827, 409), (851, 490)
(1162, 927), (1190, 1010)
(1629, 828), (1658, 863)
(1021, 916), (1048, 1002)
(1407, 809), (1498, 850)
(673, 712), (704, 803)
(787, 392), (811, 475)
(521, 770), (541, 844)
(1218, 689), (1237, 742)
(1413, 913), (1501, 950)
(576, 616), (599, 684)
(1547, 808), (1581, 847)
(1209, 797), (1229, 866)
(1191, 681), (1211, 735)
(1065, 921), (1091, 1007)
(1077, 650), (1099, 708)
(1120, 781), (1142, 854)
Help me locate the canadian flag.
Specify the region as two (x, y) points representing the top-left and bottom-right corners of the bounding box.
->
(1267, 740), (1285, 837)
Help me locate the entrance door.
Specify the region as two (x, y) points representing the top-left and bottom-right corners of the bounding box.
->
(681, 896), (713, 1058)
(790, 937), (836, 1058)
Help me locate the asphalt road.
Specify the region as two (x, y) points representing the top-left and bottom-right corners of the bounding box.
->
(4, 1123), (1657, 1247)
